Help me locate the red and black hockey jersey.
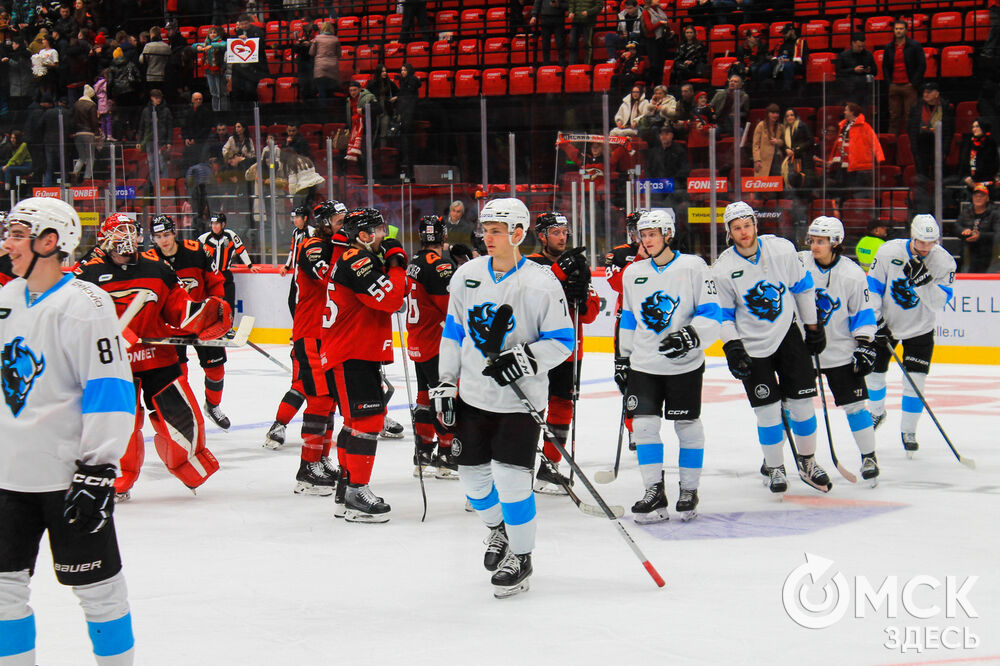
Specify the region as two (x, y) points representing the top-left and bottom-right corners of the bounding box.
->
(292, 236), (337, 341)
(0, 254), (13, 286)
(198, 228), (253, 272)
(605, 242), (641, 314)
(526, 252), (600, 361)
(74, 254), (200, 373)
(405, 249), (453, 361)
(321, 245), (406, 367)
(143, 239), (225, 302)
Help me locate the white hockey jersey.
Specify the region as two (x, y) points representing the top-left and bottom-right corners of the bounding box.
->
(0, 274), (135, 492)
(619, 252), (721, 375)
(798, 251), (878, 368)
(866, 239), (956, 341)
(712, 235), (817, 358)
(440, 255), (574, 413)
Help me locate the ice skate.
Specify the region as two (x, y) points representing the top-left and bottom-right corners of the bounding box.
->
(860, 453), (880, 487)
(871, 411), (886, 430)
(901, 432), (918, 459)
(379, 416), (404, 439)
(114, 490), (131, 504)
(204, 402), (231, 431)
(433, 448), (459, 480)
(534, 459), (571, 495)
(795, 454), (832, 493)
(321, 456), (339, 480)
(262, 421), (285, 449)
(294, 460), (336, 496)
(491, 552), (532, 599)
(675, 486), (699, 522)
(344, 484), (391, 523)
(763, 465), (788, 494)
(412, 446), (434, 478)
(333, 470), (348, 518)
(483, 523), (509, 572)
(631, 478), (669, 523)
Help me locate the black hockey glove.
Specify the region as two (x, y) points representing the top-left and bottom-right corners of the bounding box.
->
(614, 357), (630, 394)
(449, 243), (473, 265)
(659, 325), (701, 359)
(483, 344), (537, 386)
(722, 339), (753, 380)
(429, 382), (457, 428)
(63, 460), (117, 534)
(381, 237), (408, 269)
(552, 246), (589, 283)
(903, 258), (933, 287)
(852, 337), (878, 377)
(563, 270), (591, 309)
(804, 324), (826, 355)
(874, 318), (893, 349)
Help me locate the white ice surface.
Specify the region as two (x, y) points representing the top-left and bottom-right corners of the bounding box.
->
(25, 347), (1000, 665)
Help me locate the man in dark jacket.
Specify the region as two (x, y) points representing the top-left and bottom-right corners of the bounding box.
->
(181, 91), (212, 169)
(284, 123), (312, 160)
(835, 34), (876, 106)
(400, 0), (432, 44)
(881, 20), (926, 135)
(907, 82), (954, 178)
(567, 0), (601, 65)
(39, 97), (71, 186)
(531, 0), (568, 66)
(137, 88), (173, 179)
(956, 183), (999, 272)
(230, 14), (268, 106)
(70, 84), (98, 180)
(647, 126), (689, 185)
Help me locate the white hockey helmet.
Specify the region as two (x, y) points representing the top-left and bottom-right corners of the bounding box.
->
(7, 197), (81, 253)
(910, 214), (940, 242)
(479, 197), (530, 246)
(724, 200), (756, 228)
(636, 208), (676, 238)
(807, 216), (845, 246)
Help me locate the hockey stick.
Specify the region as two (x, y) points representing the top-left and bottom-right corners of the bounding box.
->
(141, 315), (255, 347)
(117, 290), (151, 334)
(395, 311), (427, 522)
(247, 340), (293, 373)
(886, 343), (974, 469)
(814, 355), (857, 483)
(568, 306), (580, 485)
(595, 400), (626, 484)
(488, 305), (664, 588)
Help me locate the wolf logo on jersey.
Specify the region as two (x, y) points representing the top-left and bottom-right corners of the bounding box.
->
(640, 290), (680, 333)
(815, 288), (842, 325)
(1, 336), (46, 416)
(468, 302), (516, 356)
(890, 277), (920, 310)
(744, 280), (785, 322)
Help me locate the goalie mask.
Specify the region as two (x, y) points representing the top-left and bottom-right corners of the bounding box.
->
(100, 212), (141, 258)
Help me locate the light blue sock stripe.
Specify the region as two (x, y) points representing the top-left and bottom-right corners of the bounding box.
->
(635, 442), (664, 466)
(501, 495), (536, 527)
(0, 614), (35, 657)
(88, 614), (134, 658)
(790, 415), (817, 437)
(901, 395), (923, 414)
(467, 485), (500, 511)
(847, 409), (874, 432)
(757, 423), (785, 446)
(678, 447), (704, 469)
(869, 387), (887, 402)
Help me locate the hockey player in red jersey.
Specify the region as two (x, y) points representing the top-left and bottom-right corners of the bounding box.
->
(321, 207), (407, 523)
(263, 200), (347, 450)
(406, 215), (457, 478)
(525, 211), (600, 493)
(146, 215), (232, 431)
(75, 214), (232, 500)
(198, 212), (260, 309)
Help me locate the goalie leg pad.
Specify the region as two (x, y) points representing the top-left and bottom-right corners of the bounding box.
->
(150, 379), (219, 489)
(115, 398), (145, 494)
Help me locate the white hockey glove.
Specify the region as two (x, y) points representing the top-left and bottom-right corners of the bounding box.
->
(429, 382), (458, 428)
(483, 344), (537, 387)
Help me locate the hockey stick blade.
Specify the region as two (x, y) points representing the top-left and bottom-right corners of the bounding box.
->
(141, 315), (256, 347)
(595, 405), (628, 484)
(814, 355), (857, 484)
(594, 469), (617, 484)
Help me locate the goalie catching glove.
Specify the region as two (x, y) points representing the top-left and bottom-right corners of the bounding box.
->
(483, 344), (537, 386)
(659, 325), (700, 359)
(182, 296), (233, 340)
(64, 460), (117, 534)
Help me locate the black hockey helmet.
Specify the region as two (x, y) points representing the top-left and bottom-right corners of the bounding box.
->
(291, 205), (310, 220)
(210, 212), (227, 226)
(150, 214), (175, 235)
(626, 209), (647, 234)
(313, 200), (347, 222)
(418, 215), (447, 244)
(535, 211), (568, 239)
(341, 207), (384, 242)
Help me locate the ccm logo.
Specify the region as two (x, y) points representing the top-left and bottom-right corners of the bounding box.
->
(666, 410), (688, 416)
(72, 474), (115, 488)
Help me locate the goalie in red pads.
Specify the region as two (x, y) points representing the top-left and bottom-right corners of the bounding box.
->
(75, 214), (232, 500)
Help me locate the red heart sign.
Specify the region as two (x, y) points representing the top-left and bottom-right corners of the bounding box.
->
(230, 39), (257, 62)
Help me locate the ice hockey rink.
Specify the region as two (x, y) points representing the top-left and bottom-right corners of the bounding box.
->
(26, 345), (999, 665)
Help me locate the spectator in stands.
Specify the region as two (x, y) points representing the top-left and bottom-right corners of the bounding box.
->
(604, 0), (641, 63)
(284, 147), (324, 210)
(30, 33), (59, 96)
(203, 121), (230, 163)
(687, 0), (714, 28)
(828, 101), (884, 196)
(344, 80), (375, 164)
(713, 0), (754, 27)
(0, 13), (17, 117)
(710, 72), (749, 137)
(531, 0), (568, 67)
(284, 123), (312, 160)
(881, 20), (925, 136)
(780, 107), (815, 190)
(641, 0), (672, 91)
(612, 85), (650, 137)
(733, 29), (768, 88)
(108, 45), (141, 138)
(567, 0), (600, 65)
(670, 82), (698, 139)
(674, 25), (706, 85)
(164, 20), (191, 103)
(401, 0), (433, 44)
(186, 155), (219, 233)
(367, 63), (399, 144)
(41, 96), (70, 187)
(396, 62), (421, 177)
(854, 219), (889, 272)
(53, 4), (77, 46)
(181, 91), (213, 169)
(835, 34), (876, 107)
(907, 82), (954, 179)
(611, 41), (648, 96)
(443, 200), (480, 251)
(198, 26), (229, 112)
(94, 68), (110, 139)
(956, 183), (999, 272)
(137, 88), (172, 179)
(2, 130), (31, 188)
(646, 126), (689, 185)
(230, 13), (268, 106)
(140, 26), (171, 95)
(959, 118), (998, 192)
(62, 29), (92, 104)
(770, 23), (807, 93)
(638, 84), (675, 142)
(223, 120), (255, 174)
(292, 21), (316, 100)
(752, 103), (783, 177)
(310, 22), (340, 103)
(70, 83), (97, 181)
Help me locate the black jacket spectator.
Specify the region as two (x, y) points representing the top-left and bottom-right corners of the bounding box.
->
(880, 36), (925, 88)
(907, 87), (954, 177)
(646, 128), (690, 182)
(138, 98), (173, 149)
(958, 120), (999, 185)
(955, 199), (999, 272)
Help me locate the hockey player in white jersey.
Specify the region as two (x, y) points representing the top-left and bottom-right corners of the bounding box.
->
(618, 209), (720, 522)
(865, 215), (956, 455)
(434, 197), (574, 598)
(0, 198), (135, 665)
(800, 217), (880, 483)
(711, 201), (831, 494)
